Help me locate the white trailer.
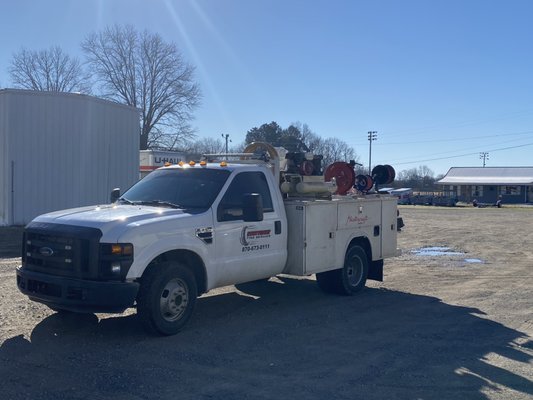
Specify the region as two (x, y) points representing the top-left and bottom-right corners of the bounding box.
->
(139, 150), (186, 178)
(0, 89), (140, 226)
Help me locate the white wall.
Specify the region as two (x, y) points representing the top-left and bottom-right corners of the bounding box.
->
(0, 89), (140, 225)
(0, 93), (8, 225)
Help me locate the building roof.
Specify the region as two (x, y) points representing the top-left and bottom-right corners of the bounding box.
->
(438, 167), (533, 185)
(0, 88), (139, 112)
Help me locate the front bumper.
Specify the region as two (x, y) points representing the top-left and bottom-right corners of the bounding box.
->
(16, 266), (139, 314)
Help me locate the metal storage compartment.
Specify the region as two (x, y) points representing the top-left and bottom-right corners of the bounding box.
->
(284, 200), (338, 275)
(283, 195), (399, 276)
(0, 89), (140, 226)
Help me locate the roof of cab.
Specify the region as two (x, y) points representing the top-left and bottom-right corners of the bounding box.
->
(162, 162), (270, 172)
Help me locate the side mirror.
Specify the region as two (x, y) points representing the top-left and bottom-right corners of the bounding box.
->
(242, 193), (263, 222)
(110, 188), (121, 203)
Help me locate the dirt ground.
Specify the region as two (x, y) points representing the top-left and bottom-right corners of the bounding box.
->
(0, 206), (532, 400)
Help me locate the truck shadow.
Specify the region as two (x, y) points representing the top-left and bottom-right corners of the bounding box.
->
(1, 278), (531, 400)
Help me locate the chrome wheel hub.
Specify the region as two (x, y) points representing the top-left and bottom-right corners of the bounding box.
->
(160, 278), (189, 322)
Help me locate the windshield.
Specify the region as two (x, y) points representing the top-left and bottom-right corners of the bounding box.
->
(120, 168), (231, 209)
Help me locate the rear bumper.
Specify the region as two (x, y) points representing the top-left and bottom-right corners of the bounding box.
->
(16, 266), (139, 313)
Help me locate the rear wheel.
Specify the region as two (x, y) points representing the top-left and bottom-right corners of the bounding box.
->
(137, 262), (197, 335)
(316, 245), (369, 295)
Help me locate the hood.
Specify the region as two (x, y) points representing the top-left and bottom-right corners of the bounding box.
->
(32, 204), (194, 236)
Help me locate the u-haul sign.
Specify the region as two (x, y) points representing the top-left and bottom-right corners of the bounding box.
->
(140, 150), (185, 175)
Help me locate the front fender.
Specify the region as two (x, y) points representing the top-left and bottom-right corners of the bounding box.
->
(125, 234), (212, 281)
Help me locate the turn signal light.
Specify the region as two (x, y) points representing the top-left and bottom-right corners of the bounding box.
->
(110, 243), (133, 256)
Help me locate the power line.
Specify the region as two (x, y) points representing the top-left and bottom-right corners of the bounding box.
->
(390, 142), (533, 166)
(388, 135), (531, 162)
(347, 130), (533, 147)
(377, 107), (533, 139)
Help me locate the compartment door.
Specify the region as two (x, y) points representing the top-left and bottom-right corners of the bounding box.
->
(304, 202), (337, 274)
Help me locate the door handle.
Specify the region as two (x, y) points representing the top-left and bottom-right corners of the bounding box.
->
(275, 220), (282, 234)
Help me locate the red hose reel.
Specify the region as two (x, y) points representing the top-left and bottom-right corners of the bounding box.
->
(325, 162), (396, 195)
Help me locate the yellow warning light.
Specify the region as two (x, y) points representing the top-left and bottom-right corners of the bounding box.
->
(111, 243), (133, 256)
(178, 161), (185, 167)
(220, 161), (228, 167)
(189, 160), (196, 166)
(164, 162), (171, 167)
(200, 161), (207, 166)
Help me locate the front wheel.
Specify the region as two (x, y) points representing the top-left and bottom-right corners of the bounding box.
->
(136, 262), (197, 335)
(316, 245), (368, 295)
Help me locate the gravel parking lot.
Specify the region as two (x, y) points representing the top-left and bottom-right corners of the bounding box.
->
(0, 206), (532, 400)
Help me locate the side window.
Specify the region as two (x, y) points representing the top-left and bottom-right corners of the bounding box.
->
(217, 171), (274, 221)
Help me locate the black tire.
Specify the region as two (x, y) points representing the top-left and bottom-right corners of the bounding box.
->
(136, 262), (197, 336)
(316, 245), (368, 295)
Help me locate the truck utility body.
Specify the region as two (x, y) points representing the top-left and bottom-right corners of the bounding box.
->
(284, 196), (398, 276)
(17, 144), (402, 335)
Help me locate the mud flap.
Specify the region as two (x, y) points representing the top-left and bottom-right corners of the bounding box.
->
(397, 217), (404, 231)
(368, 259), (383, 281)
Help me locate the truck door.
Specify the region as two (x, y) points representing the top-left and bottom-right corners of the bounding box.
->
(213, 171), (287, 287)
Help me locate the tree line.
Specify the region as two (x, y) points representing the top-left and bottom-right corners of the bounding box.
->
(184, 121), (360, 170)
(394, 166), (444, 191)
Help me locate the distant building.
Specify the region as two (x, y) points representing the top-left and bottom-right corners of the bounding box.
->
(437, 167), (533, 204)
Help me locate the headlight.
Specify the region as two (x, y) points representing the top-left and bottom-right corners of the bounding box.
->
(99, 243), (134, 281)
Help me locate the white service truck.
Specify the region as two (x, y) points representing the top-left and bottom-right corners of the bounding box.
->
(17, 143), (403, 335)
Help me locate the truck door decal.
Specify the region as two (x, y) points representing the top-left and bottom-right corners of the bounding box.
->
(240, 226), (271, 252)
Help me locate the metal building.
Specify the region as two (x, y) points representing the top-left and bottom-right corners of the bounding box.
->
(0, 89), (140, 226)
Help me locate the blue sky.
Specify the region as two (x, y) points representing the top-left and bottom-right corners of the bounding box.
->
(1, 0), (532, 176)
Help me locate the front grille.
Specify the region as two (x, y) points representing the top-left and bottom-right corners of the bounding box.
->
(22, 223), (102, 279)
(25, 234), (80, 271)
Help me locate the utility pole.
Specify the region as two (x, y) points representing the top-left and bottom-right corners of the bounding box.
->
(221, 133), (231, 159)
(368, 131), (377, 174)
(480, 152), (489, 167)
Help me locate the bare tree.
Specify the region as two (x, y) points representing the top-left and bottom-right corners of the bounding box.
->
(396, 165), (436, 190)
(9, 46), (90, 93)
(82, 25), (201, 150)
(313, 137), (358, 167)
(185, 137), (225, 155)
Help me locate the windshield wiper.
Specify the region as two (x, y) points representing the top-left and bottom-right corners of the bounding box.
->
(117, 197), (134, 205)
(133, 200), (182, 209)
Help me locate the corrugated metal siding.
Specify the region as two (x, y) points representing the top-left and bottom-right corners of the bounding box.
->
(0, 94), (8, 226)
(0, 89), (139, 225)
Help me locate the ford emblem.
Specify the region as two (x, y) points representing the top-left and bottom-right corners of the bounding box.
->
(39, 247), (54, 257)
